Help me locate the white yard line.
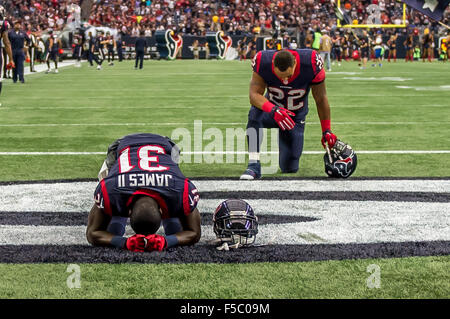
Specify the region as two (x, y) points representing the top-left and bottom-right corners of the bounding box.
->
(22, 60), (76, 76)
(0, 150), (449, 156)
(0, 121), (447, 127)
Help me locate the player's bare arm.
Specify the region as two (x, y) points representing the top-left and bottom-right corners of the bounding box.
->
(311, 81), (331, 121)
(2, 31), (13, 64)
(311, 80), (337, 148)
(249, 71), (268, 109)
(86, 204), (113, 246)
(176, 207), (201, 246)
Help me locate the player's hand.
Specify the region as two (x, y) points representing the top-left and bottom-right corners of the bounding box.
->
(6, 61), (15, 69)
(143, 234), (167, 252)
(125, 234), (147, 252)
(321, 130), (337, 149)
(271, 106), (295, 131)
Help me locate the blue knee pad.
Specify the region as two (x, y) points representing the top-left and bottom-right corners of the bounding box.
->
(162, 218), (183, 236)
(107, 216), (128, 236)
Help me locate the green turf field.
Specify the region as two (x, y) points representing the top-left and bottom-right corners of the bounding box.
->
(0, 59), (449, 180)
(0, 256), (448, 298)
(0, 59), (449, 299)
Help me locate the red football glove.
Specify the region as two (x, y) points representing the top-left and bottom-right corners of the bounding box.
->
(125, 234), (147, 252)
(262, 101), (295, 131)
(321, 130), (337, 149)
(6, 61), (15, 70)
(272, 106), (295, 131)
(143, 234), (167, 252)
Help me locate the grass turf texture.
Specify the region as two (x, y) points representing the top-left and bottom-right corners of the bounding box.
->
(0, 256), (448, 299)
(0, 60), (449, 180)
(0, 60), (449, 299)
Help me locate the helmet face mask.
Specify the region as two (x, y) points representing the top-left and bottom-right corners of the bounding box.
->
(324, 140), (357, 178)
(213, 199), (258, 246)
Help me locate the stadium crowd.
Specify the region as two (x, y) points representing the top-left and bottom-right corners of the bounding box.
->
(0, 0), (449, 67)
(1, 0), (449, 36)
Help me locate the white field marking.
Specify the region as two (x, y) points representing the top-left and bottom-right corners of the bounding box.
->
(194, 180), (450, 193)
(324, 72), (361, 75)
(13, 96), (250, 99)
(0, 106), (195, 110)
(0, 180), (449, 214)
(396, 85), (450, 91)
(0, 121), (448, 127)
(0, 104), (448, 110)
(0, 199), (448, 245)
(21, 61), (76, 76)
(343, 77), (413, 82)
(1, 150), (450, 156)
(0, 152), (106, 155)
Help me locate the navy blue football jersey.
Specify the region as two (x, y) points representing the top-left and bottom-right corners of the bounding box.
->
(252, 49), (325, 118)
(94, 133), (199, 219)
(45, 34), (59, 51)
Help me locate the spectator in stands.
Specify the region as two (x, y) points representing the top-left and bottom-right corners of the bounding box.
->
(0, 0), (449, 62)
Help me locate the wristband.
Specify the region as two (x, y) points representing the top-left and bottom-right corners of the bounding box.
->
(111, 236), (127, 249)
(261, 101), (275, 113)
(165, 235), (178, 248)
(320, 119), (331, 133)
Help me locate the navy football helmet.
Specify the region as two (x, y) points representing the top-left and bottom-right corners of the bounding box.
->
(324, 140), (357, 178)
(213, 199), (258, 246)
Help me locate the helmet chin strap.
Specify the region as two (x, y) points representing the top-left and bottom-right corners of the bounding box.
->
(325, 143), (333, 163)
(216, 242), (241, 251)
(210, 234), (256, 250)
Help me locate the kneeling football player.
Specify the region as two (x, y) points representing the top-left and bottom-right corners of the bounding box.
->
(86, 133), (201, 252)
(240, 49), (338, 179)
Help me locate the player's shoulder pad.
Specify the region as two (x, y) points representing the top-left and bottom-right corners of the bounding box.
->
(252, 50), (276, 73)
(94, 179), (112, 215)
(307, 49), (325, 84)
(184, 179), (200, 215)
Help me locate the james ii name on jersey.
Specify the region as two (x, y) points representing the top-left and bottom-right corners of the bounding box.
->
(117, 173), (174, 188)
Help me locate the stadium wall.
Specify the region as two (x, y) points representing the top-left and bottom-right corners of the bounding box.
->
(111, 35), (433, 60)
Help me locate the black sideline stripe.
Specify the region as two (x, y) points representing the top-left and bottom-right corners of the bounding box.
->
(0, 176), (449, 185)
(0, 241), (448, 263)
(201, 191), (450, 202)
(0, 211), (318, 226)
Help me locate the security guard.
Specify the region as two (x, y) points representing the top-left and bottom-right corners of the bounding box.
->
(134, 30), (147, 69)
(8, 20), (29, 83)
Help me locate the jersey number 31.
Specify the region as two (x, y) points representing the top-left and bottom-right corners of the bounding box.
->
(118, 145), (169, 173)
